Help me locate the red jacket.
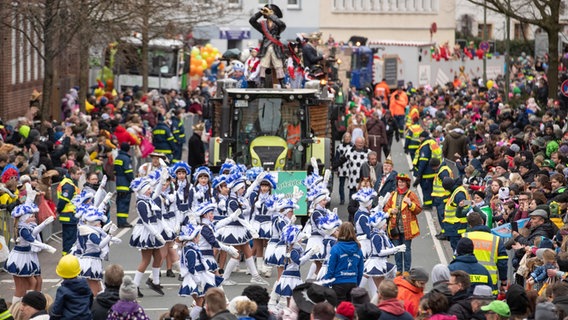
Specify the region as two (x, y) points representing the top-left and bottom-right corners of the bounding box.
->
(394, 276), (424, 317)
(114, 125), (139, 146)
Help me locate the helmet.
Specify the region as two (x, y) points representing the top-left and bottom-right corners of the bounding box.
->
(56, 255), (81, 279)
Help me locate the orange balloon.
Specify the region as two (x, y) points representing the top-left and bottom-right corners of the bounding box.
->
(206, 56), (215, 65)
(190, 69), (197, 76)
(106, 79), (114, 89)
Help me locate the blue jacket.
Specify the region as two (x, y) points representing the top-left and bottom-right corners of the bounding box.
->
(171, 115), (186, 145)
(152, 120), (176, 155)
(448, 254), (494, 292)
(378, 171), (397, 197)
(324, 240), (364, 285)
(50, 277), (93, 320)
(114, 150), (134, 191)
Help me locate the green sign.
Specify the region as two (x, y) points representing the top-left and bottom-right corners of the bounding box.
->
(274, 171), (308, 216)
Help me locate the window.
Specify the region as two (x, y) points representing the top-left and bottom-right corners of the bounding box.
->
(477, 23), (493, 39)
(288, 0), (301, 9)
(258, 0), (268, 4)
(228, 0), (241, 8)
(514, 23), (528, 40)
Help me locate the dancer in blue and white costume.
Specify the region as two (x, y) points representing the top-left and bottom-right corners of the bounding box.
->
(194, 200), (239, 274)
(171, 162), (192, 226)
(304, 185), (334, 279)
(212, 175), (229, 222)
(129, 171), (168, 297)
(275, 224), (321, 306)
(217, 169), (268, 286)
(4, 186), (56, 305)
(178, 223), (224, 320)
(314, 206), (342, 280)
(74, 206), (119, 295)
(187, 166), (213, 216)
(361, 206), (406, 298)
(249, 168), (278, 277)
(263, 194), (289, 276)
(352, 187), (378, 259)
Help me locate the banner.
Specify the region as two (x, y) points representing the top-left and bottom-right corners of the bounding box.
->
(274, 171), (308, 216)
(491, 218), (530, 238)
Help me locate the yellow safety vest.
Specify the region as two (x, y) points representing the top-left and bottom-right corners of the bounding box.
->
(432, 165), (454, 199)
(415, 139), (443, 162)
(463, 231), (505, 293)
(406, 107), (420, 129)
(406, 125), (422, 151)
(443, 185), (470, 228)
(56, 177), (79, 222)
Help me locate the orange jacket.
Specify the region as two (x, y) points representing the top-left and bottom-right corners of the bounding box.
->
(394, 276), (424, 317)
(389, 90), (408, 116)
(385, 189), (422, 240)
(374, 81), (391, 100)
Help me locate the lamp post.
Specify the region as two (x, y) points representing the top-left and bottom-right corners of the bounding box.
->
(483, 0), (487, 85)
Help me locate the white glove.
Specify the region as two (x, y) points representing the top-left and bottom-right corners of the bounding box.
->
(313, 278), (335, 286)
(164, 226), (174, 238)
(396, 244), (407, 253)
(0, 186), (15, 198)
(290, 215), (297, 225)
(255, 171), (267, 184)
(250, 229), (260, 239)
(102, 223), (113, 233)
(310, 244), (323, 256)
(310, 157), (319, 173)
(356, 235), (367, 241)
(42, 215), (55, 226)
(110, 237), (122, 244)
(159, 158), (167, 168)
(155, 233), (166, 244)
(100, 175), (108, 188)
(107, 223), (118, 235)
(44, 244), (57, 254)
(223, 245), (239, 259)
(230, 209), (242, 222)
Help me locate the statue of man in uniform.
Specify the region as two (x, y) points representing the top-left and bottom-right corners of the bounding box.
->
(249, 4), (286, 88)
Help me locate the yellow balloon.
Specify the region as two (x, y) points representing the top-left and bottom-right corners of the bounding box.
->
(202, 60), (207, 69)
(191, 47), (199, 56)
(486, 80), (494, 89)
(205, 43), (213, 49)
(212, 48), (219, 55)
(202, 51), (209, 59)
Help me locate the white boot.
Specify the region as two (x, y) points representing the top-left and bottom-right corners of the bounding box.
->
(263, 262), (272, 278)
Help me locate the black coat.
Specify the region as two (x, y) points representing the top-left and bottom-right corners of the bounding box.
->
(302, 43), (323, 69)
(187, 133), (205, 169)
(249, 12), (286, 60)
(91, 286), (120, 320)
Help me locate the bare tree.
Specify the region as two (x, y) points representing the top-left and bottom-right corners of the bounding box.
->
(466, 0), (563, 99)
(121, 0), (236, 92)
(1, 0), (124, 121)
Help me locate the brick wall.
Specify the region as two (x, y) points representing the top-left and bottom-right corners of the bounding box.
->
(0, 8), (80, 122)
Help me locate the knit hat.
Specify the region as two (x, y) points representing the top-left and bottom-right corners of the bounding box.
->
(481, 300), (510, 317)
(355, 302), (381, 319)
(350, 287), (370, 305)
(409, 266), (429, 282)
(335, 301), (355, 320)
(431, 264), (451, 284)
(21, 291), (47, 311)
(535, 302), (557, 320)
(506, 284), (528, 315)
(120, 275), (138, 301)
(456, 237), (475, 256)
(469, 285), (494, 300)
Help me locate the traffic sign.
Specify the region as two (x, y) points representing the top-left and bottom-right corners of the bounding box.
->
(479, 41), (489, 51)
(562, 79), (568, 97)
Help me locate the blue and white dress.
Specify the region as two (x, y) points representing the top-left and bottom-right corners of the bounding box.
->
(198, 219), (221, 271)
(213, 191), (228, 223)
(306, 205), (329, 261)
(75, 225), (108, 280)
(4, 223), (41, 277)
(251, 191), (272, 239)
(275, 244), (305, 297)
(364, 230), (397, 278)
(155, 192), (177, 241)
(130, 196), (165, 249)
(174, 180), (192, 224)
(217, 195), (253, 245)
(179, 242), (223, 297)
(265, 214), (289, 267)
(354, 208), (372, 259)
(188, 184), (212, 213)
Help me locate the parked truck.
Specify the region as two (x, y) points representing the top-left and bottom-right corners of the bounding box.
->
(348, 40), (505, 90)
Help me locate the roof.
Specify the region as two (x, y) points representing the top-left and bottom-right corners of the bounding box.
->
(120, 36), (183, 49)
(368, 40), (434, 47)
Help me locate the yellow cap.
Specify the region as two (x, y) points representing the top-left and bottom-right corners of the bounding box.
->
(56, 255), (81, 279)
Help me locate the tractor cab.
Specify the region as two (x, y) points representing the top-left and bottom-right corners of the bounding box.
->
(208, 84), (333, 172)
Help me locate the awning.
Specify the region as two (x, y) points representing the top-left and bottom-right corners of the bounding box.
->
(219, 28), (251, 40)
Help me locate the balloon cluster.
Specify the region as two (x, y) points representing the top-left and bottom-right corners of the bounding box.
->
(190, 44), (221, 77)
